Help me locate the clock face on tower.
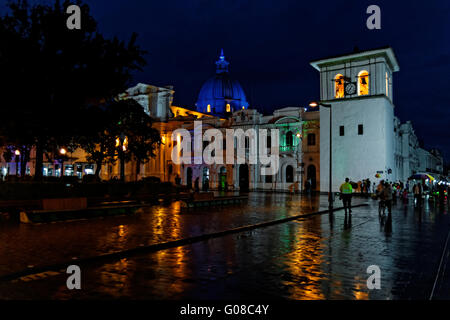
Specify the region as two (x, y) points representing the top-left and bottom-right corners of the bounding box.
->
(345, 82), (356, 95)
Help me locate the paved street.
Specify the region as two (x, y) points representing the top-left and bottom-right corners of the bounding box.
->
(1, 193), (449, 300)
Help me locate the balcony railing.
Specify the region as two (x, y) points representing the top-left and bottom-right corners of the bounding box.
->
(280, 145), (298, 153)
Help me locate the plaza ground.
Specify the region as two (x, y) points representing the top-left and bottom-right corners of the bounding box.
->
(0, 193), (449, 300)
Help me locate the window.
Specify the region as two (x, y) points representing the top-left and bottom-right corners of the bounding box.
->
(226, 104), (231, 112)
(358, 70), (369, 96)
(267, 135), (272, 148)
(307, 133), (316, 146)
(286, 131), (293, 147)
(340, 126), (345, 136)
(207, 104), (211, 113)
(335, 74), (345, 98)
(358, 124), (364, 135)
(265, 173), (272, 183)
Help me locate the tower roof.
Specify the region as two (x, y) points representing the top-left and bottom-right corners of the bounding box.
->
(310, 46), (400, 72)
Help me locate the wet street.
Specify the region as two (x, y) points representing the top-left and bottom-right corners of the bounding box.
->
(0, 193), (449, 300)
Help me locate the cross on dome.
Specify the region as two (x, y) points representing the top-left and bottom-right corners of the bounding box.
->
(216, 48), (229, 74)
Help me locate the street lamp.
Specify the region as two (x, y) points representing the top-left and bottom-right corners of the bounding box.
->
(59, 148), (67, 178)
(119, 133), (127, 182)
(15, 150), (20, 177)
(309, 101), (333, 211)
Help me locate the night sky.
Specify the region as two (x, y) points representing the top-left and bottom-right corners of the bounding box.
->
(5, 0), (450, 160)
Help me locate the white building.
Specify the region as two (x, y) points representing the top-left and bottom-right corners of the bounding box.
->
(119, 83), (175, 121)
(310, 46), (400, 192)
(417, 148), (444, 176)
(394, 119), (420, 182)
(174, 106), (319, 192)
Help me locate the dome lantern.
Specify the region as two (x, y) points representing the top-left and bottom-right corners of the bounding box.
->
(215, 48), (229, 74)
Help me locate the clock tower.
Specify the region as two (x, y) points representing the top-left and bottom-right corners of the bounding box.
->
(310, 47), (400, 192)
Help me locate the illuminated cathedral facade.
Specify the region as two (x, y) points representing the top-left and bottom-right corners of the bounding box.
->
(0, 48), (444, 192)
(125, 50), (319, 192)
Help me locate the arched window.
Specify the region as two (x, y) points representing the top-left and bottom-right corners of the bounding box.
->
(286, 131), (293, 147)
(226, 104), (231, 112)
(286, 165), (294, 183)
(358, 70), (369, 96)
(207, 104), (211, 113)
(335, 74), (345, 98)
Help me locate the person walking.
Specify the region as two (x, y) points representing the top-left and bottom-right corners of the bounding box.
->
(402, 188), (408, 204)
(339, 178), (353, 215)
(376, 180), (385, 197)
(382, 181), (393, 216)
(413, 183), (422, 207)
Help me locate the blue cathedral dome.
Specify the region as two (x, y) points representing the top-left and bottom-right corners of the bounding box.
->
(196, 49), (249, 116)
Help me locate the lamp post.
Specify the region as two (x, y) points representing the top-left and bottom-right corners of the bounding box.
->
(296, 132), (304, 194)
(15, 150), (20, 177)
(309, 101), (333, 211)
(59, 148), (67, 178)
(119, 133), (127, 182)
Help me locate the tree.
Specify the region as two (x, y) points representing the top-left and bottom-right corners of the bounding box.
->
(110, 99), (161, 181)
(79, 99), (161, 181)
(0, 0), (147, 180)
(79, 105), (118, 180)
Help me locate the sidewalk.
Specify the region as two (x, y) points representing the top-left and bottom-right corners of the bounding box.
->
(0, 193), (365, 278)
(1, 195), (449, 299)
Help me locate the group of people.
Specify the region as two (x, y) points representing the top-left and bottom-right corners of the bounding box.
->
(340, 176), (449, 217)
(338, 178), (397, 216)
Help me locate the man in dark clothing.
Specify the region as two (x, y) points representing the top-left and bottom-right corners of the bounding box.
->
(382, 182), (393, 215)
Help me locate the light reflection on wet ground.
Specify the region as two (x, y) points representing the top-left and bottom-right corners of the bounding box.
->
(1, 194), (449, 300)
(0, 193), (343, 276)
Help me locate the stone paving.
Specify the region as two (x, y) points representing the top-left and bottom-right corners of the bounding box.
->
(0, 193), (449, 300)
(0, 192), (348, 277)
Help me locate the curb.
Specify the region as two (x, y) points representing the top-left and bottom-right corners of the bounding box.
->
(0, 203), (368, 282)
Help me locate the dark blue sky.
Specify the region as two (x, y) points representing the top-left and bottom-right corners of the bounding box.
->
(8, 0), (450, 160)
